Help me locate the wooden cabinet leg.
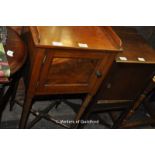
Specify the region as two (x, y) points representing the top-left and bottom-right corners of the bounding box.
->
(19, 94), (33, 129)
(73, 94), (92, 128)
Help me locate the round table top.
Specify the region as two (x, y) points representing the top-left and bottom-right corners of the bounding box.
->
(4, 27), (27, 75)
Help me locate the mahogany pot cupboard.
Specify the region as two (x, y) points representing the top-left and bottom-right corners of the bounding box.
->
(84, 27), (155, 128)
(19, 26), (123, 128)
(96, 27), (155, 103)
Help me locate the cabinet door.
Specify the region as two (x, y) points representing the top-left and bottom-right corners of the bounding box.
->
(37, 50), (104, 94)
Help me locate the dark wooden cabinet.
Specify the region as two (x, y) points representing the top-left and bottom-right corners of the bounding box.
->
(19, 26), (122, 128)
(94, 27), (155, 105)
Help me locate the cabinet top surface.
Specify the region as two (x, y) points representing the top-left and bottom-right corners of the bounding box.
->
(30, 26), (122, 52)
(113, 27), (155, 64)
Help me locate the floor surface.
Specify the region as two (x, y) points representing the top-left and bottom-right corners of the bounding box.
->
(0, 80), (153, 129)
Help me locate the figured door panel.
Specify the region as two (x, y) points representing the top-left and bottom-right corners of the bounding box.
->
(46, 58), (99, 85)
(37, 54), (102, 94)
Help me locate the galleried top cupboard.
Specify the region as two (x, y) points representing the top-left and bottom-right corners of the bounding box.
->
(20, 26), (122, 128)
(25, 26), (122, 95)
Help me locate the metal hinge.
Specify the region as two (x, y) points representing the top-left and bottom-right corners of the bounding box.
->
(42, 55), (47, 65)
